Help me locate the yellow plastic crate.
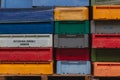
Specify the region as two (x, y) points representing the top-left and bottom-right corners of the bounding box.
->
(93, 5), (120, 20)
(54, 7), (88, 21)
(0, 62), (53, 75)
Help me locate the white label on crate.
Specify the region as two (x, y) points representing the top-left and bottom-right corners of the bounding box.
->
(0, 34), (52, 47)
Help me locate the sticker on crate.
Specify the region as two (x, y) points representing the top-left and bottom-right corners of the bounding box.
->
(91, 49), (120, 62)
(0, 62), (53, 75)
(93, 6), (120, 20)
(55, 21), (89, 34)
(0, 34), (52, 47)
(32, 0), (89, 7)
(92, 34), (120, 48)
(93, 62), (120, 77)
(0, 48), (52, 62)
(57, 61), (91, 74)
(91, 21), (120, 34)
(54, 7), (88, 21)
(54, 34), (89, 48)
(56, 48), (89, 61)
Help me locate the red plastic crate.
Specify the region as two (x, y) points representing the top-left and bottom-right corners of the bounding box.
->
(0, 48), (52, 62)
(92, 34), (120, 48)
(56, 48), (89, 61)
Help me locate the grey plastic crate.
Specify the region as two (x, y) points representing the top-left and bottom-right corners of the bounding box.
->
(91, 21), (120, 34)
(91, 0), (120, 5)
(54, 34), (88, 48)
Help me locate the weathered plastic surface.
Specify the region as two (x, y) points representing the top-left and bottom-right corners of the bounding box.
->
(91, 0), (120, 5)
(56, 48), (89, 61)
(92, 34), (120, 48)
(93, 62), (120, 77)
(92, 49), (120, 62)
(0, 34), (52, 47)
(55, 21), (89, 34)
(1, 0), (32, 8)
(32, 0), (89, 7)
(93, 6), (120, 20)
(91, 21), (120, 34)
(54, 7), (88, 21)
(57, 61), (91, 74)
(0, 22), (54, 34)
(54, 34), (88, 48)
(0, 48), (52, 62)
(0, 8), (53, 23)
(0, 62), (53, 75)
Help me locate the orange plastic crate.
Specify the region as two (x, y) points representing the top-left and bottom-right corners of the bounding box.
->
(54, 7), (88, 21)
(93, 5), (120, 20)
(93, 62), (120, 77)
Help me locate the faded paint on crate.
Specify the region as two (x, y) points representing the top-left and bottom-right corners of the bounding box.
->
(93, 6), (120, 20)
(32, 0), (89, 7)
(93, 62), (120, 77)
(0, 22), (54, 34)
(1, 0), (32, 8)
(55, 21), (89, 34)
(57, 61), (91, 74)
(91, 21), (120, 34)
(0, 48), (52, 62)
(54, 7), (88, 21)
(91, 49), (120, 62)
(54, 34), (88, 48)
(0, 62), (53, 75)
(0, 34), (52, 47)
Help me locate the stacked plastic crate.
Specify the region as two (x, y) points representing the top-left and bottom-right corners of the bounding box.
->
(91, 0), (120, 77)
(53, 1), (91, 74)
(0, 0), (54, 75)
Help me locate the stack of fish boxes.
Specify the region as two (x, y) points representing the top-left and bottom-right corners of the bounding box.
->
(0, 6), (54, 75)
(54, 1), (90, 74)
(91, 0), (120, 77)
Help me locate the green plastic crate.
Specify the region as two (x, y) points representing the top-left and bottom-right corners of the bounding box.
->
(55, 21), (89, 34)
(92, 49), (120, 62)
(91, 0), (120, 6)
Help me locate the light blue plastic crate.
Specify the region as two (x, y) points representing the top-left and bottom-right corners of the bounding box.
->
(32, 0), (89, 7)
(57, 61), (91, 74)
(1, 0), (32, 8)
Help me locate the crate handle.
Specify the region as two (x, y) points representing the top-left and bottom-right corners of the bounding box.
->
(97, 64), (111, 66)
(60, 10), (83, 12)
(95, 35), (120, 38)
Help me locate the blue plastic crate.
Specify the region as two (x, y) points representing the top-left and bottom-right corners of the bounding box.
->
(32, 0), (89, 7)
(1, 0), (32, 8)
(57, 61), (91, 74)
(0, 8), (53, 23)
(0, 22), (54, 34)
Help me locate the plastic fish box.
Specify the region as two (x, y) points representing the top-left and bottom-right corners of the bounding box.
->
(91, 21), (120, 34)
(55, 21), (89, 34)
(54, 34), (88, 48)
(92, 34), (120, 48)
(57, 61), (91, 74)
(0, 34), (52, 47)
(54, 7), (88, 21)
(93, 62), (120, 77)
(93, 6), (120, 20)
(56, 48), (89, 61)
(1, 0), (32, 8)
(32, 0), (89, 7)
(92, 49), (120, 62)
(0, 22), (54, 34)
(0, 61), (53, 75)
(0, 8), (53, 23)
(91, 0), (120, 6)
(0, 48), (52, 62)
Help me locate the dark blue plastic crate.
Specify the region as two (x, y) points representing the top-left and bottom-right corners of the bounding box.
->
(1, 0), (32, 8)
(0, 8), (53, 23)
(0, 22), (54, 34)
(33, 0), (89, 7)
